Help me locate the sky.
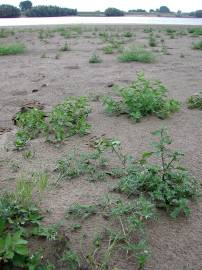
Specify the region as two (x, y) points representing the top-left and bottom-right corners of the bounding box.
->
(2, 0), (202, 12)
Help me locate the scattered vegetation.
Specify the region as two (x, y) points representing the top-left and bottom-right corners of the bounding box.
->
(187, 92), (202, 109)
(119, 47), (155, 63)
(117, 128), (199, 217)
(0, 43), (25, 56)
(89, 53), (102, 63)
(59, 42), (70, 52)
(149, 33), (157, 47)
(15, 97), (91, 148)
(102, 72), (180, 122)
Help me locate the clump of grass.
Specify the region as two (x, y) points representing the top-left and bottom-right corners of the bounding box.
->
(103, 45), (114, 54)
(187, 92), (202, 109)
(149, 33), (157, 47)
(102, 72), (180, 122)
(188, 27), (202, 36)
(118, 47), (155, 63)
(0, 43), (25, 56)
(123, 31), (133, 38)
(59, 42), (70, 52)
(67, 203), (97, 219)
(89, 53), (102, 63)
(192, 40), (202, 50)
(0, 28), (14, 38)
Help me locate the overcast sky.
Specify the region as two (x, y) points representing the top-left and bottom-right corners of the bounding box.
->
(2, 0), (202, 12)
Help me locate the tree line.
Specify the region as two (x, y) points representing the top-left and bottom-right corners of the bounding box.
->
(0, 2), (202, 18)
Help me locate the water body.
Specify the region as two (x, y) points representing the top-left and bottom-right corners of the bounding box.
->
(0, 16), (202, 27)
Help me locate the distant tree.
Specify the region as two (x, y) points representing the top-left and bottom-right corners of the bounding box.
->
(195, 10), (202, 18)
(19, 1), (32, 11)
(104, 7), (124, 16)
(128, 9), (146, 13)
(159, 6), (170, 13)
(0, 4), (20, 18)
(149, 9), (155, 13)
(176, 10), (182, 17)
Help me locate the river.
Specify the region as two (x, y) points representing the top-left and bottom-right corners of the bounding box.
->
(0, 16), (202, 27)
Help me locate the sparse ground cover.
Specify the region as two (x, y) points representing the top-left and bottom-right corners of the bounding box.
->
(0, 25), (202, 270)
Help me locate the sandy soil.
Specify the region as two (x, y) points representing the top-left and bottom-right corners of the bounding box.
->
(0, 25), (202, 269)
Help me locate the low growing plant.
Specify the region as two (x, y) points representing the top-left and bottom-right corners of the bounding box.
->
(0, 43), (25, 55)
(102, 72), (180, 122)
(117, 127), (199, 217)
(89, 53), (102, 64)
(187, 92), (202, 109)
(118, 47), (155, 63)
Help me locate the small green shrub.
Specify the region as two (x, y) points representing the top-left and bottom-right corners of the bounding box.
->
(102, 72), (180, 122)
(0, 43), (25, 55)
(59, 42), (70, 51)
(103, 45), (114, 54)
(14, 108), (47, 149)
(188, 27), (202, 36)
(117, 128), (199, 217)
(67, 203), (97, 219)
(149, 33), (157, 47)
(48, 96), (91, 142)
(89, 53), (102, 63)
(187, 93), (202, 109)
(192, 40), (202, 50)
(118, 47), (155, 63)
(123, 31), (133, 38)
(0, 28), (14, 38)
(61, 250), (80, 270)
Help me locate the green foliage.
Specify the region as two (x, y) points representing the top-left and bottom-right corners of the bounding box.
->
(67, 203), (97, 220)
(0, 28), (14, 38)
(25, 5), (77, 17)
(188, 27), (202, 36)
(59, 42), (70, 52)
(192, 40), (202, 50)
(0, 4), (20, 18)
(123, 31), (133, 38)
(149, 33), (157, 47)
(159, 6), (170, 13)
(195, 10), (202, 18)
(187, 93), (202, 109)
(15, 97), (91, 147)
(103, 45), (114, 54)
(61, 250), (80, 270)
(89, 53), (102, 63)
(56, 137), (124, 182)
(104, 7), (124, 17)
(102, 72), (180, 122)
(14, 108), (47, 149)
(117, 128), (199, 217)
(118, 47), (155, 63)
(19, 1), (32, 11)
(0, 43), (25, 55)
(48, 96), (91, 142)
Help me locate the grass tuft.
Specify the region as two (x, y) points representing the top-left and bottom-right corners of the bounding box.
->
(0, 43), (25, 56)
(118, 47), (155, 63)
